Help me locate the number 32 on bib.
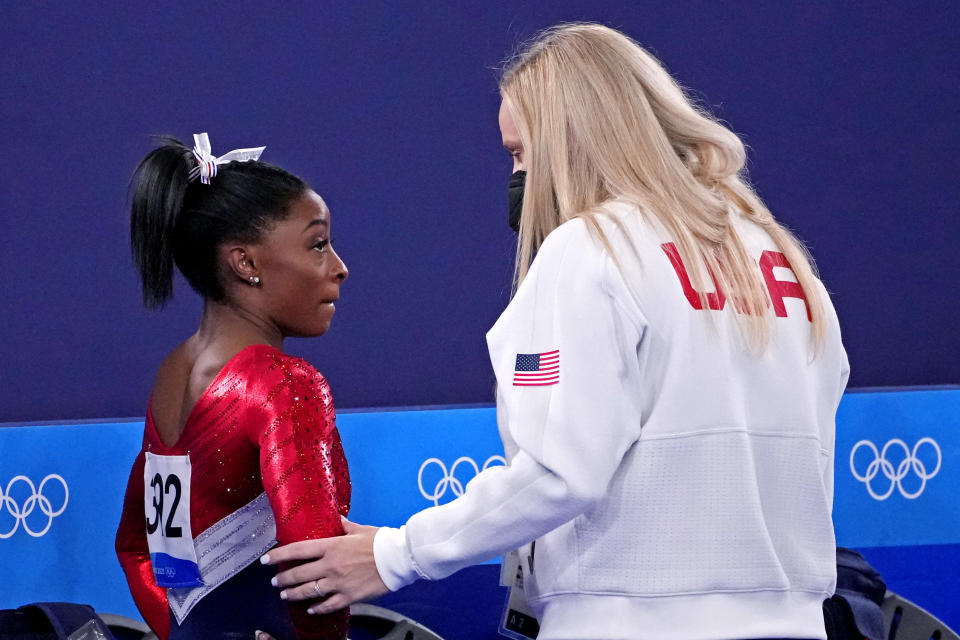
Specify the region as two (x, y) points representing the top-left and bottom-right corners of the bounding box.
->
(143, 452), (203, 587)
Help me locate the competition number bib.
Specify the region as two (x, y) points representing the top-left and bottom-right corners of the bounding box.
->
(143, 452), (203, 587)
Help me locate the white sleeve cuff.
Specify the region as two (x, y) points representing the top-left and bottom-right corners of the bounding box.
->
(373, 525), (423, 592)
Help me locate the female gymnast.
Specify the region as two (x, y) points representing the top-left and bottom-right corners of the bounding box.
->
(116, 133), (351, 640)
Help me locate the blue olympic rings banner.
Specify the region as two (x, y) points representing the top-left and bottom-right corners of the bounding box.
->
(834, 388), (959, 547)
(0, 388), (957, 621)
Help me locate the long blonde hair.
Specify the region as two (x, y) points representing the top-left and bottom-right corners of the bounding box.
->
(500, 23), (824, 352)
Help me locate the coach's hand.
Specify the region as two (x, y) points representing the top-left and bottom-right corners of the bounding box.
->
(261, 517), (389, 615)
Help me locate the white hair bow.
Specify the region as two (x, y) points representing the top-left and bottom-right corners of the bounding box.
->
(190, 132), (266, 184)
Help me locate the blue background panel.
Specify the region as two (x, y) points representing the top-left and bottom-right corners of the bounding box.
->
(0, 422), (145, 617)
(834, 389), (959, 548)
(342, 406), (505, 529)
(1, 388), (957, 632)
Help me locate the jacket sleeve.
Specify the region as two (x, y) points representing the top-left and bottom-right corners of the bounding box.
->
(250, 357), (351, 640)
(115, 449), (171, 640)
(375, 221), (647, 589)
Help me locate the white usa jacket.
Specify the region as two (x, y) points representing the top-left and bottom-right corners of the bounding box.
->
(375, 200), (849, 640)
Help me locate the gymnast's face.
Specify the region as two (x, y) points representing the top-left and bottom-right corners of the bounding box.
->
(249, 190), (348, 337)
(499, 98), (525, 172)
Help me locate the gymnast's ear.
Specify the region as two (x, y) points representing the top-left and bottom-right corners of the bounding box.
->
(224, 244), (262, 287)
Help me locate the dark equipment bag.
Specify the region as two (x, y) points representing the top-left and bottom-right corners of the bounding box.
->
(0, 602), (116, 640)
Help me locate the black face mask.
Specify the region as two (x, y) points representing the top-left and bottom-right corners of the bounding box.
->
(508, 170), (526, 233)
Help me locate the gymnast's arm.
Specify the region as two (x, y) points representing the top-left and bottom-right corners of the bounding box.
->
(115, 449), (171, 640)
(249, 360), (351, 639)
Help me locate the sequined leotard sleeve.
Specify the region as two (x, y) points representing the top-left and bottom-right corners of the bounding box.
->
(116, 444), (172, 638)
(247, 351), (351, 640)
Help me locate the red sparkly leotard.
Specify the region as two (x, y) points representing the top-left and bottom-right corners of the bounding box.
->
(116, 345), (351, 640)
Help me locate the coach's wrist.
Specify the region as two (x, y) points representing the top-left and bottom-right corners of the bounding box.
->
(373, 525), (421, 591)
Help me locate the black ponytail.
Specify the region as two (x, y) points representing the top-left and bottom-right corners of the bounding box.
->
(130, 138), (192, 308)
(129, 136), (308, 308)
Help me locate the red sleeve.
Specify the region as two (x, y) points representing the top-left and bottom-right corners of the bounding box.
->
(250, 356), (351, 640)
(115, 449), (171, 640)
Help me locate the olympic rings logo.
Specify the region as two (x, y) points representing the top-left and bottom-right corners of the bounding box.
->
(0, 475), (69, 538)
(849, 438), (942, 500)
(418, 456), (506, 505)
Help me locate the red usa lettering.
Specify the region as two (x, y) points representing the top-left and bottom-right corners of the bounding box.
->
(661, 242), (811, 321)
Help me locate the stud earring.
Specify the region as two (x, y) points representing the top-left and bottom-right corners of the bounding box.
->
(249, 276), (261, 286)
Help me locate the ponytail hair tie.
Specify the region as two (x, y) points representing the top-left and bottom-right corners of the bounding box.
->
(189, 132), (266, 185)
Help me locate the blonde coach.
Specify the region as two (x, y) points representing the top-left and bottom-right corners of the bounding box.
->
(262, 23), (848, 640)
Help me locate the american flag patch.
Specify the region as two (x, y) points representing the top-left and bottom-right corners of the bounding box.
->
(513, 350), (560, 386)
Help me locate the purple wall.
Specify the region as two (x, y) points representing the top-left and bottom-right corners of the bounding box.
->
(2, 2), (958, 423)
